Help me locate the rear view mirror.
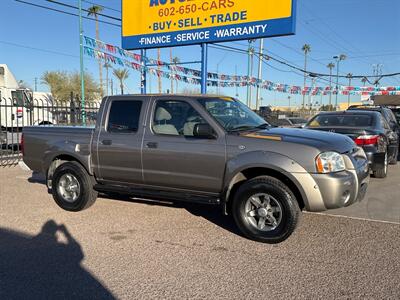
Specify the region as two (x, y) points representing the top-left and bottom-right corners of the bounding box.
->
(193, 123), (215, 139)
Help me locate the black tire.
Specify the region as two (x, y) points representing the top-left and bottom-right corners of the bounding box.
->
(232, 176), (300, 243)
(372, 152), (388, 178)
(389, 148), (398, 165)
(52, 161), (97, 211)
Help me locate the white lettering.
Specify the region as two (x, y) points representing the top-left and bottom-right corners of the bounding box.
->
(215, 25), (268, 38)
(140, 35), (171, 45)
(177, 31), (210, 42)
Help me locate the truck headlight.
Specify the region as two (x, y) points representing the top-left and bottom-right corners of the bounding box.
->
(315, 151), (346, 173)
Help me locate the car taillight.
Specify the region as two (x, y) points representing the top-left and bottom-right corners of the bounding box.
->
(21, 133), (24, 156)
(354, 135), (380, 146)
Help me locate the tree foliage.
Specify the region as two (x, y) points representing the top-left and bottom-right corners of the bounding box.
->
(113, 68), (129, 95)
(42, 71), (100, 102)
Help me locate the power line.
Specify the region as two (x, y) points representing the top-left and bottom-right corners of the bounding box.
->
(300, 2), (400, 85)
(0, 40), (79, 58)
(46, 0), (121, 21)
(211, 43), (400, 80)
(81, 0), (121, 13)
(15, 0), (121, 27)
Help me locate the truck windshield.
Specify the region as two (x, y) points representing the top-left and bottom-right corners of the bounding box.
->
(197, 98), (269, 132)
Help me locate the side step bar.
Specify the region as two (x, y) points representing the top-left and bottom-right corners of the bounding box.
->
(94, 184), (221, 205)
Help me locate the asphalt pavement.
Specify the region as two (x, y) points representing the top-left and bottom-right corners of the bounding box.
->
(0, 166), (399, 299)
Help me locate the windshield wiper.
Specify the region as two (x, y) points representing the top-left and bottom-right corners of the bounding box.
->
(254, 123), (270, 129)
(228, 123), (270, 132)
(228, 125), (255, 132)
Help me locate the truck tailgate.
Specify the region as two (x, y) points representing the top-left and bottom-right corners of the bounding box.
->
(23, 126), (94, 173)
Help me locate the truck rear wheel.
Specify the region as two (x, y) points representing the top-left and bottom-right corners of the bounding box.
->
(232, 176), (300, 243)
(52, 161), (97, 211)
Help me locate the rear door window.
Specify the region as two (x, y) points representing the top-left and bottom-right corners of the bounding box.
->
(309, 115), (373, 127)
(107, 100), (142, 133)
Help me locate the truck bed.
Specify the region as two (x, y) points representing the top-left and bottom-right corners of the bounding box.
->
(23, 126), (94, 173)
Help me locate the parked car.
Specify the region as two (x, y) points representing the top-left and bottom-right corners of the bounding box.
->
(348, 105), (400, 144)
(305, 111), (399, 178)
(22, 95), (370, 243)
(389, 107), (400, 126)
(275, 117), (308, 128)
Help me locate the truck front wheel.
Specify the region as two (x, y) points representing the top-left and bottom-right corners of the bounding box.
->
(52, 162), (98, 211)
(232, 176), (300, 243)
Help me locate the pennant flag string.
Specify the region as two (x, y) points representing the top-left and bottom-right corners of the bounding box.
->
(83, 37), (400, 97)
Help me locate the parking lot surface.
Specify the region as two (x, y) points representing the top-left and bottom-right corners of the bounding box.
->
(1, 166), (399, 299)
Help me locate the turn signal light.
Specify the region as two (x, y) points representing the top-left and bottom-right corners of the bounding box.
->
(354, 135), (379, 146)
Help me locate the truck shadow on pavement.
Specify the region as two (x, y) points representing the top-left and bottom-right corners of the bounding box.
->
(0, 220), (115, 300)
(102, 194), (243, 237)
(25, 173), (244, 238)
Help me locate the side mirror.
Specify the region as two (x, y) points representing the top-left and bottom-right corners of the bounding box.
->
(193, 123), (216, 139)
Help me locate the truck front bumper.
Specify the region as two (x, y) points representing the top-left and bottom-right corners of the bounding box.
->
(293, 159), (369, 212)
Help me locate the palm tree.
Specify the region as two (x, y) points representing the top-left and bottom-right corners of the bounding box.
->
(302, 44), (311, 109)
(103, 62), (112, 96)
(361, 76), (368, 86)
(87, 5), (104, 97)
(172, 56), (180, 93)
(113, 68), (129, 95)
(327, 62), (335, 110)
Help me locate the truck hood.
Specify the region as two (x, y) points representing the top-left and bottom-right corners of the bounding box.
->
(242, 127), (356, 154)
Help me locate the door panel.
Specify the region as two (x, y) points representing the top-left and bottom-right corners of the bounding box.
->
(142, 99), (226, 193)
(96, 99), (145, 184)
(143, 136), (226, 192)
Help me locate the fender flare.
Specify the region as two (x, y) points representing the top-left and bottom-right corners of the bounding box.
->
(222, 151), (311, 210)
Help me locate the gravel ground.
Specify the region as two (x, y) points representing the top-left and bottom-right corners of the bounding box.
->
(0, 166), (399, 299)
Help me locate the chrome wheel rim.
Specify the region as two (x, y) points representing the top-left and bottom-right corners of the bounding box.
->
(244, 193), (283, 231)
(57, 174), (81, 203)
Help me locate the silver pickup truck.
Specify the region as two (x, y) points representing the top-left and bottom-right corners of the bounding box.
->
(22, 95), (370, 243)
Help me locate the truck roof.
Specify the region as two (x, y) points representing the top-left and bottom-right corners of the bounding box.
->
(105, 94), (235, 100)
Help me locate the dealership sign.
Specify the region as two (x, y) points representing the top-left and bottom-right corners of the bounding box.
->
(122, 0), (296, 50)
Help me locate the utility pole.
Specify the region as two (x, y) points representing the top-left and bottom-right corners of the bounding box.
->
(346, 73), (353, 108)
(110, 78), (113, 96)
(246, 40), (255, 107)
(288, 96), (291, 111)
(170, 48), (174, 94)
(141, 49), (147, 94)
(256, 39), (264, 111)
(302, 44), (311, 109)
(78, 0), (86, 125)
(373, 64), (383, 87)
(334, 54), (346, 110)
(157, 48), (162, 93)
(34, 77), (38, 92)
(309, 77), (316, 111)
(104, 63), (110, 96)
(327, 62), (335, 111)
